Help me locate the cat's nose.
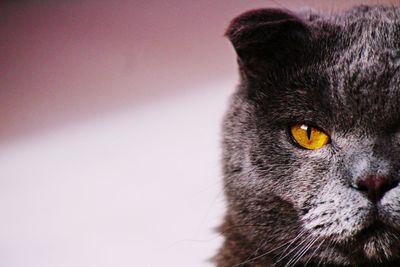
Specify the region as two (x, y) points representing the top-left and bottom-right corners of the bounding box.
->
(354, 175), (399, 204)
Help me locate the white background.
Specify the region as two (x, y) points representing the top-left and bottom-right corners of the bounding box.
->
(0, 81), (230, 266)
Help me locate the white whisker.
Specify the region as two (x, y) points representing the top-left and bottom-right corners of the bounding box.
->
(233, 229), (308, 267)
(275, 229), (309, 263)
(304, 238), (326, 267)
(285, 236), (319, 267)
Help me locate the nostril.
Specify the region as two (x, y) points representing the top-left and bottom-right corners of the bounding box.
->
(354, 176), (398, 204)
(381, 179), (399, 194)
(355, 182), (369, 192)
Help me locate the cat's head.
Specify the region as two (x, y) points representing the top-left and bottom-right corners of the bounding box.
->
(223, 5), (400, 265)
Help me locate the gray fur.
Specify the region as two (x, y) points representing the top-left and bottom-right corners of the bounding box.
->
(216, 5), (400, 267)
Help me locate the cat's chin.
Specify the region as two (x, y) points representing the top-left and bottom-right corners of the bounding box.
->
(337, 222), (400, 264)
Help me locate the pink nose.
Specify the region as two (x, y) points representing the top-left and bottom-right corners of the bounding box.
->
(355, 175), (398, 203)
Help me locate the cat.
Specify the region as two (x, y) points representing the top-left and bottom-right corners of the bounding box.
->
(215, 5), (400, 267)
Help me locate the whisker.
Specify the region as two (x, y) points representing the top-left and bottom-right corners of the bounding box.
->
(234, 239), (268, 267)
(284, 235), (319, 267)
(304, 238), (326, 267)
(274, 228), (308, 263)
(232, 229), (308, 267)
(275, 230), (310, 264)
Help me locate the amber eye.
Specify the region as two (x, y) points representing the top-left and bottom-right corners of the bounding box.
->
(290, 124), (330, 150)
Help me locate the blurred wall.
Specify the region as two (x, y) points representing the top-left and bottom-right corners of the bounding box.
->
(0, 0), (395, 144)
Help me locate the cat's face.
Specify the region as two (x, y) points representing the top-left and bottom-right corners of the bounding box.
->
(223, 6), (400, 266)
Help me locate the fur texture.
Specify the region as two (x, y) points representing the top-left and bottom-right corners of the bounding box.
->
(216, 5), (400, 267)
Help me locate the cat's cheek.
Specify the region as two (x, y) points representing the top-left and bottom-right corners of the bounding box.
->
(278, 147), (332, 207)
(379, 186), (400, 228)
(300, 179), (371, 240)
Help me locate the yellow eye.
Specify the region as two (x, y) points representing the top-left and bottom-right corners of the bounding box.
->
(290, 124), (330, 150)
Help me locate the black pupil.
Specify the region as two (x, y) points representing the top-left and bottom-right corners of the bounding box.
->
(306, 126), (312, 140)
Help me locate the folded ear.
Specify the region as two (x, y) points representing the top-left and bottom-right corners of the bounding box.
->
(225, 8), (311, 77)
